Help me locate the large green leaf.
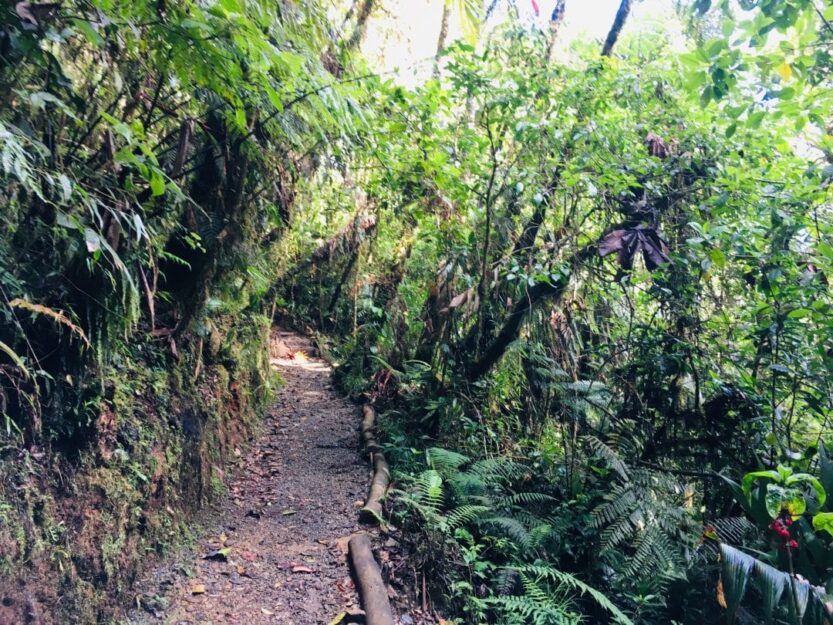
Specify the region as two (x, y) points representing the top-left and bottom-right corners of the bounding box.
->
(765, 484), (806, 519)
(786, 473), (827, 509)
(720, 544), (754, 624)
(741, 469), (781, 501)
(812, 512), (833, 537)
(753, 558), (788, 624)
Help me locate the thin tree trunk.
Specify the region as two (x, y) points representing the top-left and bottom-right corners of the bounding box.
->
(485, 0), (500, 20)
(433, 3), (451, 79)
(345, 0), (376, 52)
(601, 0), (632, 57)
(511, 165), (562, 260)
(339, 0), (360, 35)
(545, 0), (567, 63)
(465, 239), (599, 381)
(326, 247), (361, 321)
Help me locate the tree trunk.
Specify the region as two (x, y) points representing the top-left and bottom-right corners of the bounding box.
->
(433, 3), (451, 79)
(601, 0), (632, 57)
(465, 242), (598, 381)
(345, 0), (376, 52)
(545, 0), (567, 63)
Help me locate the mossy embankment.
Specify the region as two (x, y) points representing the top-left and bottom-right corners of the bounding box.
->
(0, 313), (276, 624)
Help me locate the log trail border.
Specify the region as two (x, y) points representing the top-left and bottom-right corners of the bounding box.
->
(348, 534), (395, 625)
(349, 404), (395, 625)
(359, 403), (390, 524)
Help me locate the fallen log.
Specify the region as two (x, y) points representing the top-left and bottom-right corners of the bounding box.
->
(359, 404), (390, 524)
(361, 452), (390, 523)
(360, 404), (382, 452)
(348, 534), (395, 625)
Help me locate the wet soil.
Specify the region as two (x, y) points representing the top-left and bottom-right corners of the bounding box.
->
(126, 330), (380, 625)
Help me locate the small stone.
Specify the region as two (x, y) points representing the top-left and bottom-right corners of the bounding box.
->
(400, 616), (415, 625)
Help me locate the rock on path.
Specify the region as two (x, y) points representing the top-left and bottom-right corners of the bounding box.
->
(127, 330), (371, 624)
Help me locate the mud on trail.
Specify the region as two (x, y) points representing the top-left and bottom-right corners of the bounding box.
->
(127, 330), (392, 625)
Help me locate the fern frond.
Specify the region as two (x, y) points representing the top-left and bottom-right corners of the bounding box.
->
(599, 509), (642, 551)
(426, 447), (470, 473)
(709, 516), (758, 545)
(468, 457), (528, 482)
(591, 486), (636, 528)
(447, 470), (488, 498)
(513, 564), (634, 625)
(10, 298), (91, 347)
(498, 492), (556, 506)
(489, 575), (581, 625)
(494, 567), (519, 596)
(479, 516), (533, 551)
(584, 435), (629, 481)
(446, 504), (490, 529)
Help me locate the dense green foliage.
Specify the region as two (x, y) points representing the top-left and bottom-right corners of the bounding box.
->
(0, 0), (362, 446)
(281, 1), (833, 623)
(0, 0), (363, 620)
(3, 0), (833, 623)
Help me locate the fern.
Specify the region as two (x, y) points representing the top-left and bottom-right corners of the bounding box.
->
(488, 574), (582, 625)
(415, 469), (444, 511)
(498, 492), (557, 506)
(478, 516), (536, 551)
(591, 467), (695, 597)
(707, 516), (758, 545)
(446, 504), (491, 529)
(467, 457), (528, 482)
(585, 435), (629, 481)
(426, 446), (470, 471)
(394, 451), (630, 623)
(494, 564), (635, 625)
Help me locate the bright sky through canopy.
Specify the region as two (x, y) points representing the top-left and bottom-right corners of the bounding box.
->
(360, 0), (681, 86)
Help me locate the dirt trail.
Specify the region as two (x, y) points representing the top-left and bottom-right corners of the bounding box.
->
(127, 330), (378, 624)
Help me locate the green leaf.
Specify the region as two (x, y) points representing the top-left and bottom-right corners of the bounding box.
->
(709, 247), (727, 268)
(720, 544), (754, 624)
(0, 341), (30, 380)
(72, 18), (104, 47)
(234, 108), (247, 130)
(275, 51), (305, 74)
(753, 559), (787, 624)
(149, 171), (166, 197)
(812, 512), (833, 537)
(58, 174), (72, 202)
(765, 484), (806, 518)
(741, 469), (781, 500)
(785, 473), (826, 508)
(747, 111), (766, 128)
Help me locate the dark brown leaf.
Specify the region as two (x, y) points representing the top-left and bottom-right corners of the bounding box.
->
(598, 229), (626, 257)
(15, 2), (61, 30)
(599, 226), (670, 271)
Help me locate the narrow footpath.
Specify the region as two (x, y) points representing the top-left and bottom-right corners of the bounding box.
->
(127, 330), (385, 624)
